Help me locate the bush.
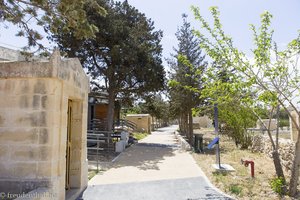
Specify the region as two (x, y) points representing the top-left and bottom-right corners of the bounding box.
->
(270, 177), (285, 196)
(219, 103), (256, 149)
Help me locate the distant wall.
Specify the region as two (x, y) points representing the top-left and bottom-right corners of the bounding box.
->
(193, 116), (213, 128)
(251, 135), (294, 174)
(0, 46), (25, 61)
(256, 119), (277, 130)
(125, 114), (151, 134)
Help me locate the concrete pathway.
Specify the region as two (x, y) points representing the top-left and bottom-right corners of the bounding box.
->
(82, 125), (232, 200)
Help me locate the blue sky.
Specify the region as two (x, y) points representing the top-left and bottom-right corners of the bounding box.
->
(1, 0), (300, 67)
(124, 0), (300, 63)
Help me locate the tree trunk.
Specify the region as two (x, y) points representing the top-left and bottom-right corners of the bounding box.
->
(178, 117), (182, 131)
(107, 89), (115, 131)
(188, 108), (193, 144)
(289, 136), (300, 196)
(272, 151), (287, 193)
(184, 112), (188, 137)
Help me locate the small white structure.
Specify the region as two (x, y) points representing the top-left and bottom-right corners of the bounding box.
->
(256, 119), (277, 130)
(193, 116), (213, 128)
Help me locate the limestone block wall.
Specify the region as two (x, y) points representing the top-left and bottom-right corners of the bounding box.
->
(125, 114), (151, 134)
(251, 135), (295, 174)
(0, 50), (89, 200)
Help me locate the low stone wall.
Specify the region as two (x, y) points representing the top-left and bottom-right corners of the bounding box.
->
(251, 135), (295, 173)
(174, 131), (191, 151)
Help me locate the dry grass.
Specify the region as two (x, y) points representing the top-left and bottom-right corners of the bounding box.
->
(193, 129), (296, 200)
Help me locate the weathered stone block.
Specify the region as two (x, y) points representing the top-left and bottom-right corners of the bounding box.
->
(0, 179), (50, 195)
(0, 128), (38, 144)
(38, 146), (52, 161)
(13, 162), (37, 178)
(12, 146), (39, 161)
(0, 145), (9, 160)
(38, 128), (51, 145)
(14, 111), (47, 127)
(0, 163), (14, 178)
(37, 162), (52, 178)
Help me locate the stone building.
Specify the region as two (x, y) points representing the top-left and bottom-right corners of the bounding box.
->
(0, 50), (89, 200)
(193, 116), (213, 129)
(125, 114), (151, 134)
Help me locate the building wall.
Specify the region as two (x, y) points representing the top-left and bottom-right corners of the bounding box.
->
(125, 114), (151, 134)
(256, 119), (277, 130)
(0, 46), (25, 61)
(290, 110), (299, 142)
(0, 50), (89, 200)
(193, 116), (213, 128)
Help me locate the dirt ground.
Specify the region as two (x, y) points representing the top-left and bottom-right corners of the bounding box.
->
(192, 129), (299, 200)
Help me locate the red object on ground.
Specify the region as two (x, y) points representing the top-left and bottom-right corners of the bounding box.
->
(241, 159), (255, 178)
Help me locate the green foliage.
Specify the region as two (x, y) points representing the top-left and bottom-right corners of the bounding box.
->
(1, 0), (106, 52)
(53, 0), (165, 131)
(228, 184), (243, 196)
(219, 103), (256, 149)
(53, 0), (165, 96)
(168, 14), (207, 121)
(279, 119), (289, 127)
(191, 5), (300, 195)
(127, 95), (169, 123)
(270, 177), (285, 196)
(132, 132), (148, 140)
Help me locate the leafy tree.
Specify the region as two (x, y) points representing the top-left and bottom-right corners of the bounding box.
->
(0, 0), (106, 52)
(191, 6), (300, 196)
(52, 0), (165, 131)
(142, 95), (170, 127)
(124, 95), (170, 128)
(200, 56), (257, 148)
(168, 14), (207, 143)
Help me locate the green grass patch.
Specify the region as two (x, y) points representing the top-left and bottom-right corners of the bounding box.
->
(228, 184), (243, 196)
(88, 170), (98, 180)
(132, 132), (148, 140)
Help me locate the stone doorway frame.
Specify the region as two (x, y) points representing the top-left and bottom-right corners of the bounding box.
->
(65, 99), (84, 193)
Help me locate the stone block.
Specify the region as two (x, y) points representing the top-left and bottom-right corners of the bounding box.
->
(13, 162), (37, 179)
(0, 110), (10, 127)
(0, 145), (9, 160)
(37, 162), (52, 178)
(12, 146), (39, 161)
(38, 128), (52, 145)
(0, 163), (14, 178)
(51, 161), (60, 177)
(13, 111), (47, 127)
(0, 95), (18, 108)
(0, 128), (38, 144)
(38, 146), (52, 161)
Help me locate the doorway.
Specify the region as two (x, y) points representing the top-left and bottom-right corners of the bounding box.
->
(65, 100), (72, 190)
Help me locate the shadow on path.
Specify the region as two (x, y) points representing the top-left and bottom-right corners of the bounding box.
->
(112, 144), (176, 170)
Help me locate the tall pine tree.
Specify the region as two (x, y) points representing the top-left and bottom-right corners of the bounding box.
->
(168, 14), (207, 143)
(52, 0), (165, 130)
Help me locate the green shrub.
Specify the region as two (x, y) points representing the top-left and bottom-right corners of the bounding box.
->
(270, 177), (285, 196)
(228, 184), (243, 195)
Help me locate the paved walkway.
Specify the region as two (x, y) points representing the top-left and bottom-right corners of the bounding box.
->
(82, 125), (232, 200)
